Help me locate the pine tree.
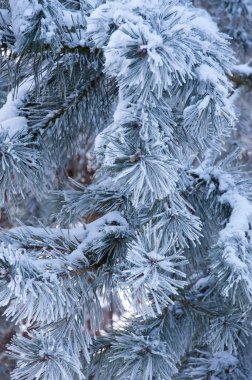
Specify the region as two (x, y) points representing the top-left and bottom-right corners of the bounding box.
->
(193, 0), (252, 163)
(0, 0), (251, 379)
(193, 0), (252, 59)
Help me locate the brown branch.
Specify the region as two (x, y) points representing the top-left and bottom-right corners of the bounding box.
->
(230, 69), (252, 90)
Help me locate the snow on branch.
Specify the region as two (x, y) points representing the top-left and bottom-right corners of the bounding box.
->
(194, 163), (252, 308)
(231, 61), (252, 90)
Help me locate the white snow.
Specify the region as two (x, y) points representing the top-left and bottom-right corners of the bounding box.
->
(189, 8), (220, 41)
(220, 193), (252, 239)
(196, 64), (219, 85)
(234, 63), (252, 76)
(10, 212), (128, 266)
(9, 0), (42, 39)
(0, 79), (34, 137)
(195, 164), (252, 282)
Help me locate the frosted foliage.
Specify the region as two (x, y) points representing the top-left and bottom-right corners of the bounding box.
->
(9, 0), (64, 50)
(0, 0), (251, 379)
(193, 0), (252, 58)
(199, 168), (252, 308)
(103, 3), (234, 104)
(9, 332), (85, 380)
(124, 225), (188, 316)
(103, 138), (180, 207)
(177, 350), (244, 379)
(90, 326), (178, 380)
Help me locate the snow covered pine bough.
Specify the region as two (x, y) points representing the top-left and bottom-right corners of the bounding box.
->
(0, 0), (251, 379)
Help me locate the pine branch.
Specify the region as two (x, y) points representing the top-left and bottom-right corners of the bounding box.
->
(231, 64), (252, 90)
(0, 1), (251, 379)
